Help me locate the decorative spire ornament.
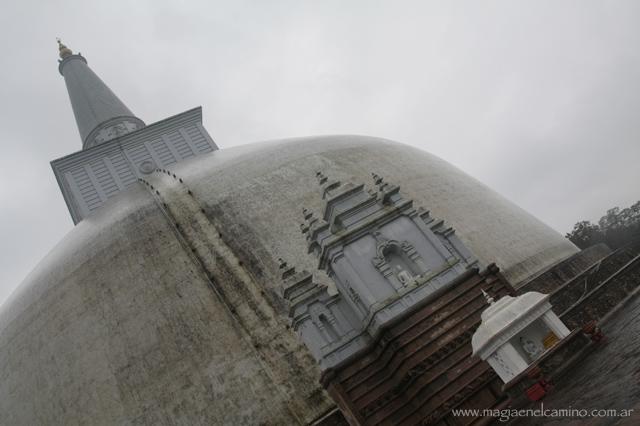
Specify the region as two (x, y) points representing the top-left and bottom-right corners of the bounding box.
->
(57, 38), (73, 59)
(482, 289), (495, 305)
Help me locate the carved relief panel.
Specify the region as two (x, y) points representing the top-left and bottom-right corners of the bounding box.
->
(284, 172), (479, 369)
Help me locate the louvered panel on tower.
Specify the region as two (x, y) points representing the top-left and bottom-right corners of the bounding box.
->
(168, 130), (195, 159)
(52, 107), (217, 224)
(186, 124), (214, 153)
(108, 151), (136, 187)
(88, 158), (119, 199)
(150, 137), (177, 165)
(125, 143), (152, 168)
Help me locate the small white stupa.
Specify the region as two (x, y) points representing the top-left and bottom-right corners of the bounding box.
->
(472, 290), (571, 383)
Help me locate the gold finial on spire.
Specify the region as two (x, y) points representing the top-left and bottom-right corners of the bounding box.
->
(57, 38), (73, 59)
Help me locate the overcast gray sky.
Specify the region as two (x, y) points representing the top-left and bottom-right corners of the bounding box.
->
(1, 0), (639, 306)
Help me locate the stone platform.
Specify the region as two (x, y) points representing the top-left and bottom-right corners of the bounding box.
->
(518, 293), (640, 425)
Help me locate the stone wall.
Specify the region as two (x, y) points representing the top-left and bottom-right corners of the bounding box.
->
(560, 250), (640, 330)
(518, 244), (612, 294)
(542, 240), (640, 329)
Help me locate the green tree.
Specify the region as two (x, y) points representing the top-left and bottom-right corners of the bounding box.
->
(565, 221), (604, 249)
(566, 200), (640, 249)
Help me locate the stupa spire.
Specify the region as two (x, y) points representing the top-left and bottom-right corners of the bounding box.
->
(57, 39), (145, 149)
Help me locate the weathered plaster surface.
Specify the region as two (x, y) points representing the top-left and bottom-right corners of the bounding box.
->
(0, 185), (328, 425)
